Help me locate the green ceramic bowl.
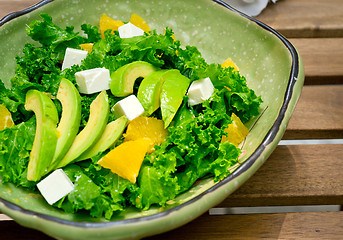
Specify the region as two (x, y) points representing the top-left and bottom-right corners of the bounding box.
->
(0, 0), (304, 239)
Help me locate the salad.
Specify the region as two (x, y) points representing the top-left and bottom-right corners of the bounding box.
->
(0, 13), (262, 219)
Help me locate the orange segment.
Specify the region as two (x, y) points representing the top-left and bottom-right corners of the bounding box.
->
(221, 113), (249, 146)
(222, 57), (239, 72)
(98, 138), (152, 183)
(0, 104), (14, 131)
(79, 43), (94, 53)
(124, 116), (168, 153)
(99, 14), (124, 38)
(129, 13), (150, 33)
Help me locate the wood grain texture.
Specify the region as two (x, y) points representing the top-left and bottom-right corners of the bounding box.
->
(284, 85), (343, 139)
(0, 0), (39, 20)
(2, 211), (343, 240)
(0, 212), (343, 240)
(257, 0), (343, 38)
(218, 144), (343, 207)
(290, 38), (343, 85)
(147, 211), (343, 239)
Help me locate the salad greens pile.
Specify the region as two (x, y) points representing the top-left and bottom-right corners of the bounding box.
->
(0, 14), (262, 219)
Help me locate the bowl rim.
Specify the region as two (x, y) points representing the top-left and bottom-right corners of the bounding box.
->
(0, 0), (300, 228)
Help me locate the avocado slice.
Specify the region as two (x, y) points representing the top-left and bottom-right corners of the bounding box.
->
(110, 61), (158, 97)
(56, 91), (109, 168)
(137, 70), (168, 116)
(25, 89), (59, 181)
(160, 70), (191, 128)
(50, 78), (81, 169)
(77, 116), (128, 161)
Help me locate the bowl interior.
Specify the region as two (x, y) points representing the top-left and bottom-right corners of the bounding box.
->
(0, 0), (302, 232)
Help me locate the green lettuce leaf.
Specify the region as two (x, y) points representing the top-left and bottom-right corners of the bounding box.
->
(26, 14), (85, 59)
(209, 65), (263, 122)
(81, 24), (102, 43)
(58, 164), (124, 219)
(0, 117), (36, 188)
(14, 43), (62, 94)
(0, 80), (28, 123)
(135, 165), (180, 209)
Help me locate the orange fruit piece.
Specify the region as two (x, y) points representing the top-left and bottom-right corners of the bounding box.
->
(124, 116), (168, 153)
(79, 43), (94, 53)
(0, 104), (14, 131)
(221, 113), (249, 146)
(98, 138), (152, 183)
(222, 57), (239, 72)
(99, 14), (124, 38)
(129, 13), (150, 33)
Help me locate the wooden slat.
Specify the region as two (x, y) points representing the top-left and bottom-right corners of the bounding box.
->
(2, 211), (343, 239)
(0, 0), (39, 20)
(284, 85), (343, 140)
(257, 0), (343, 38)
(290, 38), (343, 85)
(218, 144), (343, 207)
(147, 211), (343, 239)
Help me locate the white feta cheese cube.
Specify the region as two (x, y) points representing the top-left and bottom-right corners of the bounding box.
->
(112, 95), (144, 121)
(75, 68), (111, 94)
(61, 48), (88, 71)
(37, 169), (74, 205)
(187, 77), (215, 106)
(118, 22), (144, 38)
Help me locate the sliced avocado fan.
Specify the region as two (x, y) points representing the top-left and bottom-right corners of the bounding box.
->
(56, 91), (109, 168)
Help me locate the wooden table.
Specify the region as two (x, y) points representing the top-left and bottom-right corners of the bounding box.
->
(1, 0), (343, 239)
